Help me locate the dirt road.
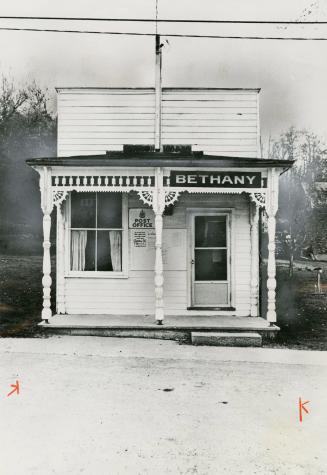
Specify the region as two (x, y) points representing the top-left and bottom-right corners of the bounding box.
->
(1, 337), (327, 474)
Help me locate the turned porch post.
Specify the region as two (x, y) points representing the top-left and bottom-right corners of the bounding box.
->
(56, 202), (66, 314)
(39, 167), (53, 322)
(250, 202), (260, 317)
(153, 168), (165, 324)
(266, 168), (279, 324)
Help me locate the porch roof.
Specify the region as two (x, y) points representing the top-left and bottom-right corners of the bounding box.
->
(26, 151), (294, 170)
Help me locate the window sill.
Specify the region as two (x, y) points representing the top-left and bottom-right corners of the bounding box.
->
(65, 272), (129, 279)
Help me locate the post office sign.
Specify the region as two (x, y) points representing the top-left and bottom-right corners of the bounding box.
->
(129, 208), (155, 228)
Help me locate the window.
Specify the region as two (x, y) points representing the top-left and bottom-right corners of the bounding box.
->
(69, 192), (125, 273)
(194, 215), (228, 281)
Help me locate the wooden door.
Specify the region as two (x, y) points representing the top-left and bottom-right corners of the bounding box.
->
(191, 213), (230, 307)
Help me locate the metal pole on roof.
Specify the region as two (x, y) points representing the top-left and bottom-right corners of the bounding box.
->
(154, 34), (162, 151)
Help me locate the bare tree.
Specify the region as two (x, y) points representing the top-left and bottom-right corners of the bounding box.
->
(268, 127), (327, 276)
(0, 76), (56, 254)
(0, 76), (28, 124)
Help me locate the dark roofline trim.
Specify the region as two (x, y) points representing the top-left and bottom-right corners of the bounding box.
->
(55, 87), (261, 92)
(26, 153), (294, 169)
(55, 87), (154, 92)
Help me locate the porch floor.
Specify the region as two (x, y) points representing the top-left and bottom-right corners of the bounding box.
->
(41, 314), (277, 332)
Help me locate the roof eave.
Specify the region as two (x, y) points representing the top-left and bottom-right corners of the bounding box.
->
(26, 153), (294, 169)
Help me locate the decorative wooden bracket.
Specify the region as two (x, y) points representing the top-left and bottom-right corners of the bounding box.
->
(53, 190), (68, 208)
(137, 190), (180, 209)
(137, 190), (154, 207)
(249, 192), (266, 209)
(164, 191), (180, 207)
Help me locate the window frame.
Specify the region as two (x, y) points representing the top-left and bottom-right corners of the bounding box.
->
(194, 215), (228, 282)
(186, 208), (234, 309)
(65, 192), (129, 278)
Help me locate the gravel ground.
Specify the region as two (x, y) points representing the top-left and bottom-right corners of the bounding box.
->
(1, 337), (327, 475)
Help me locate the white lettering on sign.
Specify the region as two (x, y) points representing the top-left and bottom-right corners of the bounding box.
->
(210, 176), (221, 184)
(199, 175), (209, 184)
(170, 171), (262, 188)
(246, 176), (256, 185)
(188, 175), (197, 184)
(221, 176), (234, 185)
(176, 175), (186, 184)
(234, 176), (245, 185)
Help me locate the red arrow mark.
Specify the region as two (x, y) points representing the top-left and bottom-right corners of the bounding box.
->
(299, 397), (310, 422)
(7, 380), (20, 397)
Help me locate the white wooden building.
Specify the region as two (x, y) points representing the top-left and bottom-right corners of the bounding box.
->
(27, 85), (293, 341)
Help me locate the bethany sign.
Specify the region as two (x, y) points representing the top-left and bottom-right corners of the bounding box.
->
(170, 171), (263, 188)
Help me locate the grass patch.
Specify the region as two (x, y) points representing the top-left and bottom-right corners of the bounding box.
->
(264, 266), (327, 350)
(0, 255), (55, 337)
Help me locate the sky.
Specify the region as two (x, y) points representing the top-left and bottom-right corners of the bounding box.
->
(0, 0), (327, 146)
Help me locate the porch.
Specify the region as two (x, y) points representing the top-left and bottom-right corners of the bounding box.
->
(26, 151), (293, 331)
(39, 314), (279, 341)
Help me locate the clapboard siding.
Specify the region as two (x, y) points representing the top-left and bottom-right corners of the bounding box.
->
(57, 88), (156, 156)
(163, 114), (257, 119)
(162, 108), (256, 114)
(59, 129), (257, 135)
(57, 88), (259, 157)
(60, 107), (155, 114)
(161, 89), (259, 156)
(64, 193), (252, 316)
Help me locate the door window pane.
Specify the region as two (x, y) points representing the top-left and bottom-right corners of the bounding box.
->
(195, 216), (226, 247)
(195, 249), (227, 281)
(97, 193), (122, 228)
(71, 192), (96, 228)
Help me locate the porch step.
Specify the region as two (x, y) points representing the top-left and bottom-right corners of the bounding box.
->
(191, 331), (262, 347)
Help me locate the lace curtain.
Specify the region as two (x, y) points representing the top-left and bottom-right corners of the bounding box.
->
(71, 230), (121, 272)
(109, 231), (122, 272)
(71, 230), (88, 271)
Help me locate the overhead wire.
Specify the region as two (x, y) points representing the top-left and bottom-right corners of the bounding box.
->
(0, 16), (326, 24)
(0, 26), (327, 40)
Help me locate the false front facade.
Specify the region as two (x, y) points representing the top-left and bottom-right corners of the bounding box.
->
(27, 88), (293, 332)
